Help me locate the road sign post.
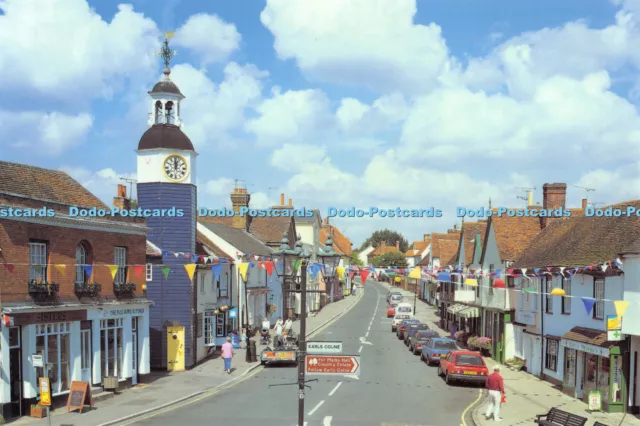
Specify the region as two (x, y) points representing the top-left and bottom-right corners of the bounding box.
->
(305, 355), (361, 376)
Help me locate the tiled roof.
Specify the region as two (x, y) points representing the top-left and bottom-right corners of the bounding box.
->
(0, 161), (107, 209)
(413, 240), (429, 253)
(200, 222), (273, 256)
(249, 216), (293, 245)
(437, 239), (460, 266)
(320, 224), (353, 256)
(294, 209), (321, 224)
(371, 244), (399, 257)
(196, 230), (229, 258)
(562, 326), (617, 349)
(458, 221), (488, 265)
(404, 249), (419, 257)
(489, 211), (542, 263)
(198, 215), (234, 227)
(514, 200), (640, 268)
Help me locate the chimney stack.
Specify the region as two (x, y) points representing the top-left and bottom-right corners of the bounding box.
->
(280, 193), (285, 206)
(424, 233), (429, 241)
(113, 184), (131, 211)
(231, 185), (251, 231)
(288, 198), (292, 207)
(582, 198), (587, 210)
(541, 183), (567, 228)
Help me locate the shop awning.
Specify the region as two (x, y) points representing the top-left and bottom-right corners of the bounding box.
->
(560, 326), (619, 358)
(458, 307), (480, 318)
(447, 304), (467, 314)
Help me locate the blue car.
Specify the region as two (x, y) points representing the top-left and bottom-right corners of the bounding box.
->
(420, 338), (459, 365)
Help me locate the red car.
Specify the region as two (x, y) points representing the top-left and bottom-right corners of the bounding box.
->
(437, 350), (489, 386)
(387, 303), (397, 317)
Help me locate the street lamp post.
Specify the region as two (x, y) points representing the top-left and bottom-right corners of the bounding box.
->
(318, 235), (341, 303)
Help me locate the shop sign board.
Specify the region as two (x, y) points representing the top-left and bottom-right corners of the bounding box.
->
(588, 391), (602, 412)
(32, 354), (44, 368)
(103, 307), (146, 318)
(9, 310), (87, 326)
(560, 339), (609, 358)
(608, 330), (623, 341)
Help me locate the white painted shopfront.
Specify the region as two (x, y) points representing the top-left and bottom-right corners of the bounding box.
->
(0, 302), (151, 417)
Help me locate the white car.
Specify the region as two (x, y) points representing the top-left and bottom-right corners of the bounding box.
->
(391, 303), (414, 331)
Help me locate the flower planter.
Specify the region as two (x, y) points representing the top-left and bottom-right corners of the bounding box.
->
(103, 376), (119, 391)
(30, 406), (46, 418)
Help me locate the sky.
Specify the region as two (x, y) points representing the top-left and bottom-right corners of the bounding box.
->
(1, 0), (639, 247)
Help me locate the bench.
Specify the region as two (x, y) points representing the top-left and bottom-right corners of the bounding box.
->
(592, 423), (609, 426)
(534, 407), (588, 426)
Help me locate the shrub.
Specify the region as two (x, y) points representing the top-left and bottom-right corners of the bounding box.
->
(467, 336), (479, 347)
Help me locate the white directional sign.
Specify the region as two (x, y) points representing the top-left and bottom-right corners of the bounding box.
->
(307, 341), (343, 354)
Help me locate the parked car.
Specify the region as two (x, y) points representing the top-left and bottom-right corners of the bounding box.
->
(387, 303), (398, 318)
(391, 303), (414, 331)
(395, 318), (420, 337)
(408, 330), (440, 354)
(390, 294), (403, 305)
(420, 337), (459, 362)
(403, 323), (430, 345)
(437, 350), (489, 386)
(387, 291), (402, 303)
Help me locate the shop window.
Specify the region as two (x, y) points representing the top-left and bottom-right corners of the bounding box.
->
(29, 241), (48, 283)
(598, 356), (610, 403)
(145, 264), (153, 281)
(561, 277), (571, 314)
(545, 339), (558, 371)
(545, 277), (553, 313)
(100, 318), (124, 379)
(216, 313), (226, 337)
(218, 272), (228, 298)
(564, 348), (576, 387)
(594, 279), (604, 320)
(612, 355), (623, 403)
(204, 311), (215, 346)
(35, 323), (71, 395)
(585, 353), (598, 393)
(114, 247), (127, 285)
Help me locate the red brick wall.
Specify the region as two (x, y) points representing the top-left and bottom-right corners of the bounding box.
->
(0, 220), (146, 303)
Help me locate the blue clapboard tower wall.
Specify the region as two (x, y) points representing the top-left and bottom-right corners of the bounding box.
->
(136, 37), (198, 369)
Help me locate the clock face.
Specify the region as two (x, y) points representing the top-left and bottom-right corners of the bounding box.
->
(164, 155), (188, 181)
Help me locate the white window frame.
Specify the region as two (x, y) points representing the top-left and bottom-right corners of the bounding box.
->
(100, 318), (125, 379)
(562, 277), (571, 314)
(29, 241), (47, 282)
(36, 322), (71, 395)
(80, 329), (91, 370)
(76, 244), (87, 284)
(145, 263), (153, 281)
(114, 247), (127, 285)
(200, 273), (205, 294)
(545, 276), (553, 313)
(216, 313), (226, 337)
(204, 311), (215, 346)
(545, 339), (558, 371)
(594, 279), (605, 320)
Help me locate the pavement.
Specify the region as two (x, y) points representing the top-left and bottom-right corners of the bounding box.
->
(126, 279), (479, 426)
(471, 356), (640, 426)
(13, 284), (364, 426)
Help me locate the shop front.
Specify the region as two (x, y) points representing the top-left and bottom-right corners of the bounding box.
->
(0, 303), (151, 420)
(560, 327), (625, 413)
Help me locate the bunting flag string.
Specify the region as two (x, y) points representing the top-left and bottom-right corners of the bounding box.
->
(107, 265), (119, 280)
(238, 263), (249, 282)
(211, 264), (223, 281)
(184, 264), (197, 281)
(359, 269), (370, 284)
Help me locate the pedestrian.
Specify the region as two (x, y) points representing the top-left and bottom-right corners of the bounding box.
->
(484, 365), (505, 422)
(221, 337), (234, 374)
(261, 316), (271, 332)
(274, 317), (283, 346)
(284, 317), (293, 335)
(352, 282), (357, 295)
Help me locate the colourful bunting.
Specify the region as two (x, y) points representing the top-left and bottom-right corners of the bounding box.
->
(581, 297), (596, 315)
(238, 263), (249, 281)
(336, 266), (345, 277)
(212, 264), (223, 281)
(184, 264), (197, 281)
(107, 265), (119, 280)
(408, 267), (421, 279)
(82, 265), (93, 279)
(2, 263), (15, 274)
(550, 288), (566, 296)
(264, 261), (274, 277)
(133, 265), (144, 278)
(614, 300), (629, 318)
(54, 264), (66, 275)
(160, 265), (171, 279)
(359, 269), (370, 284)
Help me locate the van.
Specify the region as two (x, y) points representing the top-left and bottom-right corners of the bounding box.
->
(391, 303), (414, 330)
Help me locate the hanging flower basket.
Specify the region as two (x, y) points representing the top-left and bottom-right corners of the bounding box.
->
(467, 336), (479, 350)
(476, 337), (492, 349)
(268, 304), (278, 314)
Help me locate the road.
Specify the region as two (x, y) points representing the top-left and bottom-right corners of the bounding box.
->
(129, 280), (480, 425)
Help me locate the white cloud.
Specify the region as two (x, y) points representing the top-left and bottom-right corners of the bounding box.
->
(0, 0), (159, 100)
(260, 0), (452, 94)
(0, 110), (93, 155)
(574, 162), (640, 204)
(270, 144), (327, 172)
(246, 88), (334, 146)
(174, 13), (241, 64)
(203, 177), (235, 196)
(60, 166), (135, 204)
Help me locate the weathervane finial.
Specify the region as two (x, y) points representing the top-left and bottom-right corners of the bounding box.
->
(160, 32), (177, 68)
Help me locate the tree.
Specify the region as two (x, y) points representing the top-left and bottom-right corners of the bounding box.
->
(350, 251), (364, 266)
(372, 251), (407, 268)
(360, 229), (409, 252)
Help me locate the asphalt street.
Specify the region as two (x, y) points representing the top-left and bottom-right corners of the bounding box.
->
(130, 281), (480, 426)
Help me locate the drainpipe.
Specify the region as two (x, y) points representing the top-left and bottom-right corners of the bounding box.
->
(539, 277), (545, 380)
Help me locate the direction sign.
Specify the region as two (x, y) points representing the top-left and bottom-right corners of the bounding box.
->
(307, 341), (343, 354)
(305, 355), (360, 376)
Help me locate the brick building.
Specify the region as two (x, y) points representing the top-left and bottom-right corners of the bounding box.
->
(0, 161), (151, 420)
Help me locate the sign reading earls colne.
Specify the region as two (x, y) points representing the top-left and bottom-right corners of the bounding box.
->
(9, 310), (87, 326)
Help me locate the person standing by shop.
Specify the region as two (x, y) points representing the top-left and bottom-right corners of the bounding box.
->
(221, 337), (234, 374)
(484, 365), (505, 421)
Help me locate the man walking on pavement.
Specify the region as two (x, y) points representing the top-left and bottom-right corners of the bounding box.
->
(484, 365), (505, 422)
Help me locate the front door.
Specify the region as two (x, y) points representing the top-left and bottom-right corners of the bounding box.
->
(166, 326), (185, 372)
(132, 318), (138, 385)
(9, 327), (22, 417)
(80, 329), (91, 382)
(576, 351), (585, 399)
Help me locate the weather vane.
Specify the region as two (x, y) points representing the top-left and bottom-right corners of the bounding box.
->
(158, 31), (177, 68)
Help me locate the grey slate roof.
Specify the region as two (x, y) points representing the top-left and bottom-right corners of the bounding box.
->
(294, 209), (322, 224)
(200, 222), (273, 257)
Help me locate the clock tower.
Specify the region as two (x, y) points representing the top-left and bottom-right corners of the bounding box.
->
(137, 36), (198, 369)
